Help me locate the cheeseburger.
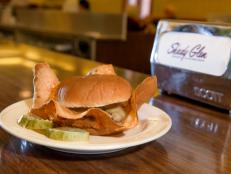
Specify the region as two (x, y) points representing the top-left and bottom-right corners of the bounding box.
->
(31, 63), (157, 135)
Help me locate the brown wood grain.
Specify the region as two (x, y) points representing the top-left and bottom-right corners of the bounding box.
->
(96, 32), (154, 74)
(0, 44), (231, 174)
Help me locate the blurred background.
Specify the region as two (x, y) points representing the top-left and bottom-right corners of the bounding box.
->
(0, 0), (230, 74)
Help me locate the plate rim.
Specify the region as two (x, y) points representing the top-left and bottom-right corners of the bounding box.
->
(0, 99), (172, 152)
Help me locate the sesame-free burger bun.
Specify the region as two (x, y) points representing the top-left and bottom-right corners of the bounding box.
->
(56, 75), (132, 108)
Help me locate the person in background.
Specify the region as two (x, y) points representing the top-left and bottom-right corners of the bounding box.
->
(62, 0), (90, 13)
(79, 0), (90, 11)
(1, 0), (29, 25)
(164, 4), (176, 19)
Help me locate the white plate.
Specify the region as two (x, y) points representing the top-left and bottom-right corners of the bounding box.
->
(0, 99), (172, 154)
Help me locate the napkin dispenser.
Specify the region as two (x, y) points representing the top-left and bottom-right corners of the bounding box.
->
(150, 20), (231, 113)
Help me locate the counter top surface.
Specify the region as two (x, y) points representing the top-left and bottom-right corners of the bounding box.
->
(0, 42), (230, 174)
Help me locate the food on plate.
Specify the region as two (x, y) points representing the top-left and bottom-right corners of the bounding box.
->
(28, 63), (157, 136)
(18, 114), (89, 141)
(46, 127), (89, 141)
(19, 114), (53, 130)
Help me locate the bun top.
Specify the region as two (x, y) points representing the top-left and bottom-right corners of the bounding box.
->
(55, 75), (132, 108)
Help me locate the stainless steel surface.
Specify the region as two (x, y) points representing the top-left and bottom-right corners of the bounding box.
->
(14, 30), (95, 59)
(150, 20), (231, 111)
(15, 9), (127, 40)
(0, 9), (127, 59)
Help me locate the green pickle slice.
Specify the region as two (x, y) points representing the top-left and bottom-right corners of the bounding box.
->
(47, 127), (89, 141)
(18, 115), (53, 130)
(18, 115), (89, 141)
(18, 115), (29, 127)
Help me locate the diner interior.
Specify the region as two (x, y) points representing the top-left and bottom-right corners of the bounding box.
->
(0, 1), (231, 174)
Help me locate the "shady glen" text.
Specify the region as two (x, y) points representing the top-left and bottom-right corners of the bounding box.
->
(167, 42), (207, 61)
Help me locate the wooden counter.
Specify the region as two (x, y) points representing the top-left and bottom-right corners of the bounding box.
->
(0, 43), (230, 174)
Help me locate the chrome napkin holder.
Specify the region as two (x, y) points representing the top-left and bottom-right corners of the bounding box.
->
(150, 20), (231, 114)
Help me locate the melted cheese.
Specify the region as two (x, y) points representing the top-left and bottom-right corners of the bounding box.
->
(106, 106), (126, 122)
